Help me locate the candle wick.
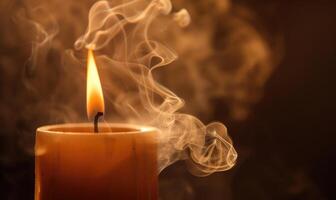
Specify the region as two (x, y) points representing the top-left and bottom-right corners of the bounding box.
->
(94, 112), (104, 133)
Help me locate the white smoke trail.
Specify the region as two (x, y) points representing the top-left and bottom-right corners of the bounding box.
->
(74, 0), (237, 176)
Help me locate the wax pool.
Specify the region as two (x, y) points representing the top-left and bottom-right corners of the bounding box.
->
(35, 123), (158, 200)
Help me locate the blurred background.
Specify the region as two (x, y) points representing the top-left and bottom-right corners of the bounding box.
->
(1, 0), (335, 199)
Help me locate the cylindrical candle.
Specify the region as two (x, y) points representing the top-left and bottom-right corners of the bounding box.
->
(35, 123), (158, 200)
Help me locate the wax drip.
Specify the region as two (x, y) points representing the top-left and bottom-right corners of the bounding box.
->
(94, 112), (103, 133)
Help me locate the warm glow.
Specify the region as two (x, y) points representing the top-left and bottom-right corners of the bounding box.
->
(86, 49), (104, 119)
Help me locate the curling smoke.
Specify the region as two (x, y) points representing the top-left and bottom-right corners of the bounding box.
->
(0, 0), (282, 197)
(12, 0), (238, 176)
(74, 0), (237, 176)
(7, 0), (288, 176)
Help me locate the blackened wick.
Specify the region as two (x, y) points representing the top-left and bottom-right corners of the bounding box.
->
(94, 112), (104, 133)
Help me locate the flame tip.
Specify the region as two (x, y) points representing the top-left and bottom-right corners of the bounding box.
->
(86, 49), (105, 119)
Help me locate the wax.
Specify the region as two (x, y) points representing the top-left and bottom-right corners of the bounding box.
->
(35, 123), (158, 200)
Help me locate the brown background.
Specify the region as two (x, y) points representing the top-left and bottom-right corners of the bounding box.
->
(160, 0), (336, 199)
(1, 0), (336, 199)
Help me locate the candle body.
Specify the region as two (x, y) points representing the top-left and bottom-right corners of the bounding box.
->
(35, 123), (158, 200)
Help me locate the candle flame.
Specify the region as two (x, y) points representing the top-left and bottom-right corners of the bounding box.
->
(86, 49), (104, 119)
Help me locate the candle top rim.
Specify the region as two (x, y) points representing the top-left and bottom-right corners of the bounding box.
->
(37, 123), (158, 135)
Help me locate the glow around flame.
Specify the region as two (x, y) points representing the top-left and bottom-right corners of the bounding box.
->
(86, 49), (104, 119)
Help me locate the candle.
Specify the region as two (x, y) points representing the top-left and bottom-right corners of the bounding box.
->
(35, 123), (158, 200)
(35, 50), (158, 199)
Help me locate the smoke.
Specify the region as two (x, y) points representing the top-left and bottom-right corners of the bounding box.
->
(7, 0), (238, 176)
(1, 0), (279, 177)
(72, 0), (237, 176)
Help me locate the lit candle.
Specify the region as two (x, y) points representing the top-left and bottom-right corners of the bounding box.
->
(35, 50), (158, 200)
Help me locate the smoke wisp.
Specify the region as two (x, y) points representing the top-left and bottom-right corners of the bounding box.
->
(1, 0), (283, 176)
(73, 0), (237, 176)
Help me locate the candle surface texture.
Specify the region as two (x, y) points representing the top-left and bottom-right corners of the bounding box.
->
(35, 123), (158, 200)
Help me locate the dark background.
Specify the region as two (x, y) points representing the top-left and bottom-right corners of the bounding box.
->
(162, 0), (336, 199)
(1, 0), (336, 199)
